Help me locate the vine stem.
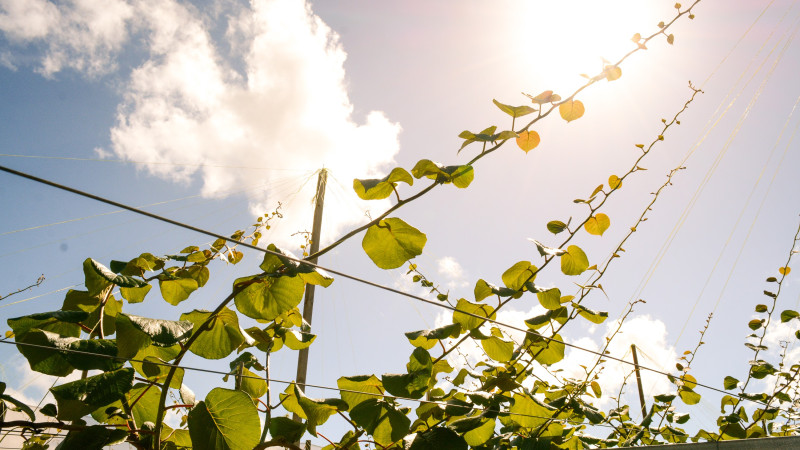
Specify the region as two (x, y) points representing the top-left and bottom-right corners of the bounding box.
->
(153, 284), (249, 450)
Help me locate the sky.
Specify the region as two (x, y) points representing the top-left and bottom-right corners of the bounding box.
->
(1, 0), (800, 447)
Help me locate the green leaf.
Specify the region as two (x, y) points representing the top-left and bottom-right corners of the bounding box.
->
(187, 388), (260, 450)
(16, 329), (121, 376)
(678, 387), (701, 405)
(141, 356), (184, 389)
(451, 417), (495, 446)
(181, 308), (245, 360)
(382, 349), (432, 399)
(405, 323), (462, 349)
(353, 167), (414, 200)
(83, 258), (112, 296)
(560, 245), (590, 276)
(58, 426), (128, 449)
(501, 261), (537, 291)
(473, 279), (516, 301)
(410, 160), (475, 188)
(7, 310), (87, 339)
(85, 258), (148, 290)
(481, 335), (514, 362)
(115, 313), (192, 360)
(282, 329), (316, 350)
(51, 368), (134, 421)
(337, 375), (384, 410)
(238, 366), (267, 399)
(159, 277), (199, 306)
(292, 384), (349, 436)
(409, 426), (467, 450)
(781, 310), (800, 322)
(268, 416), (307, 444)
(233, 273), (305, 321)
(119, 284), (152, 304)
(0, 393), (35, 421)
(509, 393), (558, 429)
(573, 304), (609, 324)
(62, 289), (122, 336)
(362, 218), (427, 270)
(350, 398), (411, 447)
(492, 99), (536, 118)
(453, 298), (495, 331)
(524, 332), (565, 365)
(536, 288), (561, 310)
(584, 213), (611, 236)
(547, 220), (568, 234)
(723, 376), (739, 390)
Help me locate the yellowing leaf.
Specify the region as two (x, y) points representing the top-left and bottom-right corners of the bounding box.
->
(525, 90), (560, 104)
(584, 214), (610, 236)
(604, 65), (622, 81)
(516, 130), (540, 153)
(667, 34), (675, 45)
(559, 100), (585, 123)
(608, 175), (622, 190)
(631, 33), (641, 43)
(779, 267), (791, 276)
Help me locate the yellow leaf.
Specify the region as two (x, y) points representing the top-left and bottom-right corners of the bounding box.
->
(584, 213), (610, 236)
(559, 100), (585, 123)
(674, 3), (682, 9)
(604, 65), (622, 81)
(516, 130), (540, 153)
(635, 144), (644, 149)
(779, 267), (791, 276)
(667, 34), (675, 45)
(631, 33), (641, 43)
(525, 90), (560, 104)
(608, 175), (622, 190)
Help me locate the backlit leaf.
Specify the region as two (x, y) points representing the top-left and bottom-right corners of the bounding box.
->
(353, 167), (414, 201)
(181, 308), (245, 360)
(560, 245), (589, 276)
(362, 218), (427, 270)
(516, 130), (540, 153)
(492, 99), (535, 118)
(187, 388), (260, 450)
(559, 100), (585, 122)
(584, 213), (610, 236)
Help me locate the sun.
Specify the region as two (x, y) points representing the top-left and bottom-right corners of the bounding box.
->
(513, 0), (661, 93)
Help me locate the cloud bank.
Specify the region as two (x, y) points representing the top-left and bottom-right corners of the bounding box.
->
(0, 0), (401, 247)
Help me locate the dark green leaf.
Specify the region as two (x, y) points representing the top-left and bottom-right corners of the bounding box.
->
(268, 417), (306, 444)
(187, 388), (260, 450)
(409, 426), (467, 450)
(7, 310), (87, 339)
(350, 398), (411, 447)
(51, 368), (134, 421)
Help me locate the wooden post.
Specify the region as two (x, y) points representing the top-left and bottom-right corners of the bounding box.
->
(293, 169), (327, 421)
(631, 344), (647, 419)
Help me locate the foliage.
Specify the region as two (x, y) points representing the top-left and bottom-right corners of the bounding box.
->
(4, 2), (799, 449)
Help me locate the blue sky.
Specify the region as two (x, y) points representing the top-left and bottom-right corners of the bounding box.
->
(1, 0), (800, 446)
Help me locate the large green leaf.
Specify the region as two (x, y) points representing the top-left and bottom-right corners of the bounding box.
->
(7, 310), (87, 339)
(524, 332), (565, 365)
(115, 313), (193, 359)
(50, 368), (134, 421)
(17, 329), (121, 376)
(57, 426), (128, 449)
(238, 366), (267, 400)
(62, 289), (122, 336)
(362, 218), (427, 269)
(382, 348), (432, 399)
(350, 398), (411, 447)
(295, 383), (349, 436)
(453, 298), (495, 331)
(560, 245), (590, 276)
(233, 274), (306, 321)
(268, 416), (307, 444)
(452, 417), (496, 446)
(409, 427), (467, 450)
(187, 388), (260, 450)
(337, 375), (384, 410)
(501, 261), (537, 290)
(141, 357), (184, 389)
(481, 335), (514, 362)
(181, 308), (245, 360)
(159, 277), (199, 306)
(119, 284), (152, 304)
(405, 323), (461, 349)
(353, 167), (414, 200)
(509, 393), (558, 429)
(85, 258), (148, 290)
(573, 304), (609, 324)
(536, 288), (562, 310)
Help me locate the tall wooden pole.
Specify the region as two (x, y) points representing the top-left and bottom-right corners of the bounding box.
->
(293, 169), (327, 421)
(631, 344), (648, 419)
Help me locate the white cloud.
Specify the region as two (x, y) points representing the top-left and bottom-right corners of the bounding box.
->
(437, 256), (469, 291)
(0, 0), (134, 76)
(0, 0), (401, 248)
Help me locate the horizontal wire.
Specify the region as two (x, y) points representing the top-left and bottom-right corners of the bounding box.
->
(0, 284), (81, 309)
(0, 153), (308, 172)
(0, 339), (666, 429)
(0, 164), (763, 406)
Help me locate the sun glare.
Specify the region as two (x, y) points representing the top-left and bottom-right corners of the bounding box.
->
(515, 1), (660, 93)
